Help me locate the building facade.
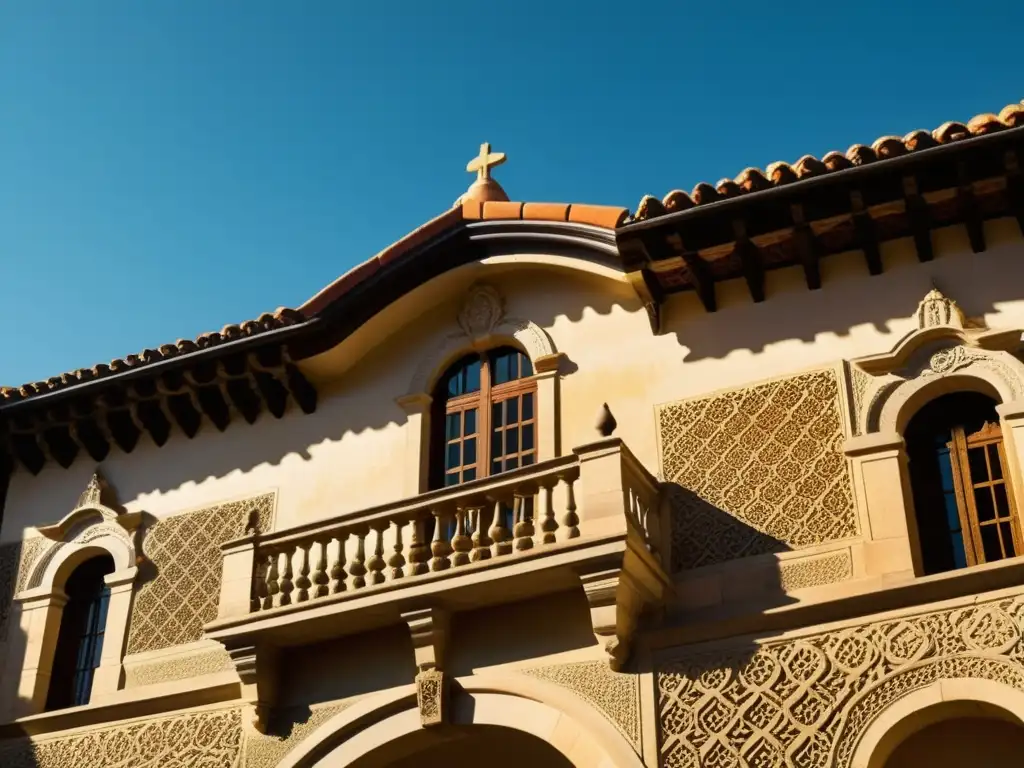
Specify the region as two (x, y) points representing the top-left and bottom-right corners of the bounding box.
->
(1, 105), (1024, 767)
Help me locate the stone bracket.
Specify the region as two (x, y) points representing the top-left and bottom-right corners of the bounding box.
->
(401, 607), (450, 727)
(227, 643), (279, 734)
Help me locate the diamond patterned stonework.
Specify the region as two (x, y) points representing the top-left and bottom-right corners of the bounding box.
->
(656, 589), (1024, 768)
(657, 369), (857, 570)
(126, 493), (275, 655)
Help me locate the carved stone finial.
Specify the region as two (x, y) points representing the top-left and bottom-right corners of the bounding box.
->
(454, 142), (510, 206)
(457, 284), (505, 339)
(77, 471), (112, 509)
(596, 403), (617, 437)
(915, 286), (964, 330)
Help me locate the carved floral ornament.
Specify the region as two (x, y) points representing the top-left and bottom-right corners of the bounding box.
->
(848, 287), (1024, 435)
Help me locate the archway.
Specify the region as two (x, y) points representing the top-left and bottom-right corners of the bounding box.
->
(882, 715), (1024, 768)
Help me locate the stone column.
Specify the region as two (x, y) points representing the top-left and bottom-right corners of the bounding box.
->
(90, 566), (138, 703)
(573, 438), (629, 537)
(996, 399), (1024, 506)
(218, 537), (257, 619)
(533, 352), (564, 460)
(9, 586), (66, 717)
(844, 431), (919, 580)
(396, 393), (433, 497)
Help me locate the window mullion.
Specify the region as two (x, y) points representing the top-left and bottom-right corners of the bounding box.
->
(480, 357), (491, 478)
(949, 427), (980, 566)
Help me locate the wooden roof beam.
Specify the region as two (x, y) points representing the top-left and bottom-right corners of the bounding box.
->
(253, 371), (289, 419)
(902, 176), (934, 262)
(285, 363), (318, 415)
(72, 418), (111, 462)
(663, 232), (716, 313)
(957, 160), (986, 254)
(1005, 149), (1024, 237)
(11, 433), (46, 475)
(106, 408), (142, 454)
(850, 190), (883, 275)
(732, 220), (764, 303)
(790, 203), (821, 290)
(136, 400), (173, 447)
(167, 392), (203, 438)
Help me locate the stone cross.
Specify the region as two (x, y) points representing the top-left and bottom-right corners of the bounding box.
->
(466, 142), (506, 181)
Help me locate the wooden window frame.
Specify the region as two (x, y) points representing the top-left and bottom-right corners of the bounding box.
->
(436, 349), (538, 489)
(947, 420), (1023, 566)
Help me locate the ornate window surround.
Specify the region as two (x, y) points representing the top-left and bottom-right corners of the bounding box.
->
(844, 288), (1024, 579)
(396, 283), (565, 497)
(2, 472), (140, 719)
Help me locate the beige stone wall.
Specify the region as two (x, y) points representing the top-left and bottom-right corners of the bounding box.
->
(654, 585), (1024, 768)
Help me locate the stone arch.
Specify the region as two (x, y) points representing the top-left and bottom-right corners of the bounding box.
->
(833, 656), (1024, 768)
(277, 674), (645, 768)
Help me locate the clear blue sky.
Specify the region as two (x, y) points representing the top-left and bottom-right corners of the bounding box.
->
(2, 1), (1021, 386)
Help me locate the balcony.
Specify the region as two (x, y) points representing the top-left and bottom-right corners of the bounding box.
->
(204, 437), (671, 729)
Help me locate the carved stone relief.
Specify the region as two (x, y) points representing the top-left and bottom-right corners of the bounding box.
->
(657, 369), (857, 570)
(0, 538), (48, 640)
(124, 647), (233, 688)
(657, 589), (1024, 768)
(243, 700), (356, 768)
(521, 660), (640, 749)
(778, 551), (854, 592)
(0, 706), (243, 768)
(125, 492), (275, 655)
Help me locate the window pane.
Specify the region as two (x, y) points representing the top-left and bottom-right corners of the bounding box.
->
(968, 446), (988, 482)
(446, 413), (461, 440)
(464, 408), (477, 436)
(522, 423), (534, 452)
(492, 402), (503, 428)
(465, 358), (481, 393)
(520, 353), (533, 377)
(975, 486), (996, 522)
(506, 429), (519, 454)
(1001, 522), (1017, 557)
(522, 391), (534, 420)
(522, 453), (535, 466)
(981, 523), (1003, 561)
(506, 398), (518, 424)
(989, 444), (1003, 480)
(505, 456), (519, 471)
(464, 438), (477, 465)
(491, 459), (502, 475)
(937, 445), (955, 493)
(493, 352), (511, 385)
(446, 442), (460, 470)
(463, 468), (476, 482)
(445, 472), (460, 487)
(949, 530), (968, 569)
(994, 483), (1010, 518)
(491, 430), (502, 458)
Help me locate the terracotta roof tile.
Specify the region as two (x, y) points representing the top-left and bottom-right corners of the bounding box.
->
(632, 98), (1024, 222)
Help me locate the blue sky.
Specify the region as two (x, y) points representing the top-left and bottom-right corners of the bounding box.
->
(2, 1), (1021, 385)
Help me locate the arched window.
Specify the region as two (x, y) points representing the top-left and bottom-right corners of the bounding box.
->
(905, 392), (1021, 575)
(45, 554), (115, 711)
(430, 346), (537, 490)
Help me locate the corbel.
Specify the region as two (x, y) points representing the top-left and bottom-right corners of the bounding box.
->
(227, 643), (280, 734)
(401, 606), (451, 727)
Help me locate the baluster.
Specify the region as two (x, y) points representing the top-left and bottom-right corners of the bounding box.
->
(348, 530), (367, 589)
(430, 509), (453, 571)
(367, 525), (386, 585)
(489, 498), (512, 557)
(278, 549), (294, 607)
(559, 472), (579, 540)
(469, 504), (491, 561)
(408, 514), (431, 576)
(388, 520), (406, 579)
(260, 551), (277, 611)
(312, 539), (329, 599)
(513, 489), (534, 551)
(451, 507), (472, 567)
(295, 543), (311, 602)
(539, 479), (558, 545)
(329, 537), (347, 593)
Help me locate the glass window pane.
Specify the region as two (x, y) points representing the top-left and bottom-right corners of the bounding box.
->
(445, 472), (460, 487)
(463, 468), (476, 482)
(447, 373), (461, 398)
(505, 398), (518, 424)
(491, 429), (502, 458)
(491, 459), (502, 475)
(465, 358), (481, 393)
(975, 486), (996, 522)
(520, 353), (533, 377)
(936, 445), (954, 493)
(968, 446), (989, 482)
(522, 453), (535, 467)
(522, 392), (534, 420)
(994, 483), (1010, 518)
(522, 423), (534, 452)
(464, 408), (477, 436)
(1001, 522), (1017, 557)
(446, 413), (460, 440)
(464, 438), (477, 465)
(446, 442), (461, 470)
(989, 444), (1003, 480)
(493, 352), (511, 385)
(949, 530), (968, 569)
(505, 456), (519, 471)
(506, 429), (519, 454)
(981, 523), (1003, 561)
(492, 402), (503, 428)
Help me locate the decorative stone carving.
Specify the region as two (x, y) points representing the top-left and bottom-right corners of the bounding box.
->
(36, 470), (141, 543)
(521, 660), (640, 749)
(126, 492), (275, 655)
(457, 283), (505, 338)
(0, 706), (242, 768)
(657, 369), (857, 570)
(778, 550), (853, 592)
(656, 589), (1024, 768)
(0, 538), (47, 639)
(124, 647), (233, 688)
(402, 607), (450, 726)
(915, 286), (965, 329)
(243, 700), (357, 768)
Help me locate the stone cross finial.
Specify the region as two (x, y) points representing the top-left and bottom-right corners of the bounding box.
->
(466, 142), (506, 181)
